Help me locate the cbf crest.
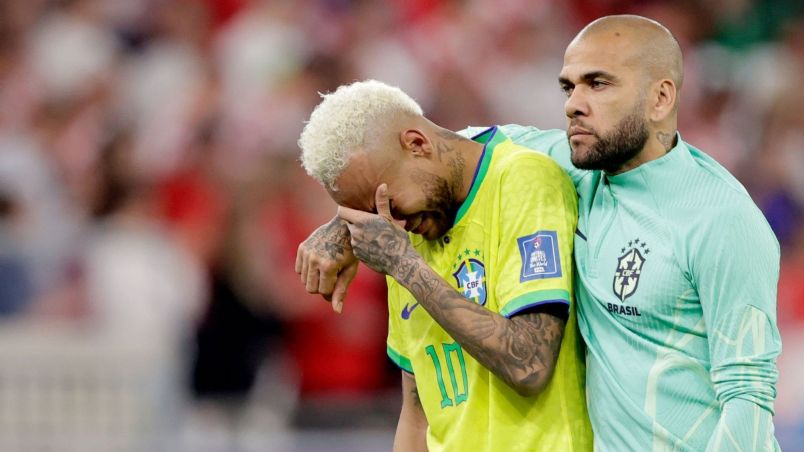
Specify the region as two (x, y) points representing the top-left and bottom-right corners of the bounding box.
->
(613, 238), (650, 301)
(452, 249), (486, 306)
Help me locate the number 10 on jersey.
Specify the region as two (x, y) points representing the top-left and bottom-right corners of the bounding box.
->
(425, 342), (469, 408)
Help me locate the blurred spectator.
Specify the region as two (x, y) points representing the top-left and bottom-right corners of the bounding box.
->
(0, 130), (82, 302)
(254, 158), (389, 398)
(82, 130), (205, 345)
(116, 0), (215, 180)
(0, 192), (34, 316)
(29, 0), (118, 102)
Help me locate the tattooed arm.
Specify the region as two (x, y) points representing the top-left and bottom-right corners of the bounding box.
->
(295, 216), (358, 313)
(394, 372), (428, 452)
(339, 187), (566, 397)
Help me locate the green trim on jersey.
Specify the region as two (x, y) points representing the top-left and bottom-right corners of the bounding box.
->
(453, 127), (506, 225)
(499, 289), (571, 318)
(387, 345), (414, 373)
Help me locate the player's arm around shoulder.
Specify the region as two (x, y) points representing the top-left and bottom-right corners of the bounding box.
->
(393, 371), (428, 452)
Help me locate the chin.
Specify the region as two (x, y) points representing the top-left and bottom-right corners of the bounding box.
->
(424, 221), (451, 241)
(421, 229), (441, 241)
(569, 148), (590, 168)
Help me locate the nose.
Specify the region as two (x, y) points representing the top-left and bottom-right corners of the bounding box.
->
(564, 87), (588, 119)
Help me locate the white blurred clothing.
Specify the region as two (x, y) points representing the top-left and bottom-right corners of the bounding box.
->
(84, 218), (205, 346)
(29, 10), (118, 100)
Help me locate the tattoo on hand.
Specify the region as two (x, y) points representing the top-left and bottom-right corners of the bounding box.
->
(308, 217), (352, 261)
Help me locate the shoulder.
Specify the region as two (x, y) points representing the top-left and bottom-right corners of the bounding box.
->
(486, 140), (573, 200)
(499, 124), (567, 152)
(460, 125), (567, 150)
(674, 142), (765, 217)
(495, 141), (569, 183)
(668, 142), (779, 255)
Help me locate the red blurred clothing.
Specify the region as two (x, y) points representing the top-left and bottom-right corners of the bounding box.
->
(260, 184), (389, 396)
(779, 252), (804, 325)
(159, 165), (228, 266)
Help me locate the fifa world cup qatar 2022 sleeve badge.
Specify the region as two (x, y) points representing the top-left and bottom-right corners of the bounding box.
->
(517, 230), (562, 283)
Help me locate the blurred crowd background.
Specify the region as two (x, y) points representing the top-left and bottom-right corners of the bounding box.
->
(0, 0), (802, 450)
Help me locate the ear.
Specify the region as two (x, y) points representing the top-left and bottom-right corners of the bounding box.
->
(649, 79), (677, 122)
(399, 129), (433, 158)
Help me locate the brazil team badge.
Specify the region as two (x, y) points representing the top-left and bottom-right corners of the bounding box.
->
(613, 238), (650, 301)
(452, 250), (487, 306)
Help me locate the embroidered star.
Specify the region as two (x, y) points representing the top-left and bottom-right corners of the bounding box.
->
(473, 249), (480, 256)
(644, 249), (650, 254)
(464, 248), (471, 256)
(628, 240), (633, 247)
(621, 247), (626, 253)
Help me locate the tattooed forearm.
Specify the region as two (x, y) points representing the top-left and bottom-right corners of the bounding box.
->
(349, 216), (416, 275)
(392, 257), (566, 396)
(656, 131), (675, 152)
(343, 208), (563, 395)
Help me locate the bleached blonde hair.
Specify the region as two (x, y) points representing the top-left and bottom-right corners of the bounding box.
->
(298, 79), (424, 190)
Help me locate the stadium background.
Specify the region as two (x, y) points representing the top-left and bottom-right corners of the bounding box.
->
(0, 0), (801, 450)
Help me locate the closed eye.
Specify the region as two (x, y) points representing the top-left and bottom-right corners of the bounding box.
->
(590, 79), (608, 90)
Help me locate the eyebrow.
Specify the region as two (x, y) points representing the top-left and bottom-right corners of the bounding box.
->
(558, 70), (620, 86)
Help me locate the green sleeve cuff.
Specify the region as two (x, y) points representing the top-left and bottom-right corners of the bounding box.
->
(387, 345), (413, 374)
(500, 289), (570, 318)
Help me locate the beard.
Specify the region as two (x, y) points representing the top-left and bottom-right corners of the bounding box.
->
(409, 168), (458, 240)
(568, 106), (650, 173)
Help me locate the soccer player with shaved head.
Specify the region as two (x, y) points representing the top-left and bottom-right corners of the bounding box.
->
(297, 15), (781, 451)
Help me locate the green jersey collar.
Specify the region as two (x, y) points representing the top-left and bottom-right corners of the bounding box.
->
(454, 126), (507, 225)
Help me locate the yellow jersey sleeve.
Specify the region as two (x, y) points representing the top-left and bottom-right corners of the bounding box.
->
(493, 149), (578, 318)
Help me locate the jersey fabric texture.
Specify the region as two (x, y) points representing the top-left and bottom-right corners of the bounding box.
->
(386, 127), (593, 451)
(489, 124), (782, 452)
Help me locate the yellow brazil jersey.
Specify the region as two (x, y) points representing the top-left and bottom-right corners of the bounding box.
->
(386, 127), (592, 451)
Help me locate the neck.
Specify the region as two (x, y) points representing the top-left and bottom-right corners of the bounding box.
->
(427, 128), (486, 205)
(441, 134), (485, 205)
(610, 129), (677, 175)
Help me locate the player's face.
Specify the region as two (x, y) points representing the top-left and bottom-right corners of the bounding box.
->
(559, 37), (651, 173)
(330, 152), (456, 241)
